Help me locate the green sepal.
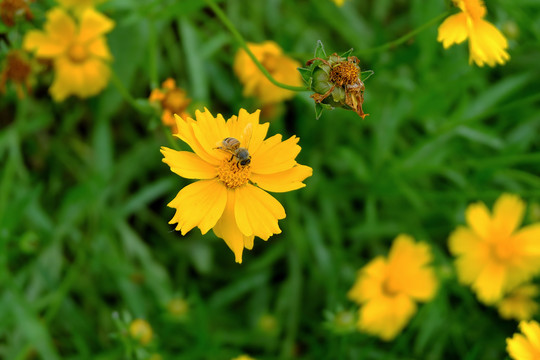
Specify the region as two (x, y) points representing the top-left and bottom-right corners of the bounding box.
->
(314, 102), (324, 120)
(361, 70), (374, 82)
(314, 40), (328, 59)
(340, 48), (354, 58)
(297, 67), (313, 87)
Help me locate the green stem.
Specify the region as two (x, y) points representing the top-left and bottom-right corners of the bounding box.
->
(357, 12), (449, 55)
(205, 0), (308, 92)
(110, 71), (151, 114)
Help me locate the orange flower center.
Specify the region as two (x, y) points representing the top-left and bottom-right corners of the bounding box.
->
(217, 158), (251, 189)
(455, 0), (486, 20)
(381, 278), (401, 297)
(329, 62), (359, 86)
(68, 44), (88, 63)
(164, 89), (188, 111)
(490, 238), (514, 263)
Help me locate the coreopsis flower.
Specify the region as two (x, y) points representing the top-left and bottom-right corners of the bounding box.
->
(299, 41), (370, 119)
(497, 284), (539, 321)
(437, 0), (510, 67)
(55, 0), (105, 13)
(233, 41), (302, 105)
(166, 297), (189, 319)
(507, 320), (540, 360)
(129, 319), (153, 345)
(23, 7), (114, 101)
(0, 50), (32, 98)
(448, 194), (540, 305)
(161, 108), (312, 263)
(0, 0), (33, 26)
(347, 235), (437, 341)
(149, 78), (191, 134)
(231, 356), (256, 360)
(330, 0), (345, 6)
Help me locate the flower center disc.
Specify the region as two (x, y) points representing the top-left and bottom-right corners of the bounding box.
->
(329, 62), (359, 86)
(217, 158), (251, 189)
(68, 44), (88, 63)
(490, 239), (514, 263)
(381, 278), (400, 297)
(164, 89), (188, 111)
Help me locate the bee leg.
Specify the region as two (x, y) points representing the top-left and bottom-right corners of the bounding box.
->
(229, 154), (234, 161)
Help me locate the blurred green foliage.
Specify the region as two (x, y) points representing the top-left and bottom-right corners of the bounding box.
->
(1, 0), (540, 359)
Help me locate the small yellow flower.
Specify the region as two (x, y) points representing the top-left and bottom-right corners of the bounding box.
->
(497, 284), (539, 321)
(234, 41), (302, 105)
(149, 78), (191, 134)
(161, 108), (312, 263)
(129, 319), (153, 346)
(231, 355), (256, 360)
(507, 320), (540, 360)
(330, 0), (345, 6)
(56, 0), (105, 13)
(437, 0), (510, 67)
(166, 297), (189, 319)
(23, 7), (114, 101)
(348, 235), (438, 341)
(449, 194), (540, 305)
(0, 50), (32, 99)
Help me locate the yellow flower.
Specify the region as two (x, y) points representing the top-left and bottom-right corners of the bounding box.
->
(507, 320), (540, 360)
(149, 78), (191, 134)
(330, 0), (345, 6)
(233, 41), (302, 105)
(437, 0), (510, 67)
(161, 108), (312, 263)
(23, 7), (114, 101)
(449, 194), (540, 305)
(347, 234), (437, 341)
(129, 319), (153, 345)
(231, 356), (256, 360)
(497, 284), (539, 321)
(166, 297), (189, 319)
(56, 0), (105, 13)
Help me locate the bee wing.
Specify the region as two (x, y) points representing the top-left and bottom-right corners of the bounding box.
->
(241, 123), (253, 149)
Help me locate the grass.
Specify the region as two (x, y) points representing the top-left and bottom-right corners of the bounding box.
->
(1, 0), (540, 359)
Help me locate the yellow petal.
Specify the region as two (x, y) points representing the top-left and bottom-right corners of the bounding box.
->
(44, 8), (76, 47)
(250, 165), (312, 193)
(77, 8), (115, 44)
(160, 147), (217, 179)
(226, 109), (269, 155)
(192, 108), (230, 158)
(212, 189), (252, 263)
(87, 37), (112, 60)
(79, 57), (110, 96)
(173, 114), (221, 166)
(347, 257), (386, 304)
(465, 201), (492, 239)
(521, 321), (540, 351)
(468, 18), (510, 67)
(50, 57), (110, 100)
(234, 184), (285, 239)
(473, 261), (506, 304)
(437, 13), (468, 49)
(491, 194), (525, 237)
(448, 226), (484, 255)
(168, 179), (227, 235)
(359, 294), (417, 341)
(23, 30), (67, 58)
(514, 224), (540, 255)
(507, 333), (538, 360)
(250, 134), (301, 174)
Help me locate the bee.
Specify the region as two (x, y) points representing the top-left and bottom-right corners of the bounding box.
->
(215, 123), (253, 167)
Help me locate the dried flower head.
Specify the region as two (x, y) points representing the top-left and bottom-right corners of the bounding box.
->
(0, 0), (33, 27)
(0, 50), (32, 98)
(299, 41), (372, 119)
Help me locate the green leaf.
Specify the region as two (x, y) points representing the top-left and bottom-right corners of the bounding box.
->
(297, 67), (313, 87)
(315, 102), (324, 119)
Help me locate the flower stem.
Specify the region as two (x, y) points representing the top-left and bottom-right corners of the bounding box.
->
(204, 0), (308, 92)
(356, 12), (449, 55)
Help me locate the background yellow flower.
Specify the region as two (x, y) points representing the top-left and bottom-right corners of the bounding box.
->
(348, 235), (437, 341)
(497, 284), (539, 321)
(23, 7), (114, 101)
(161, 108), (312, 263)
(233, 41), (302, 104)
(437, 0), (510, 67)
(507, 321), (540, 359)
(449, 194), (540, 304)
